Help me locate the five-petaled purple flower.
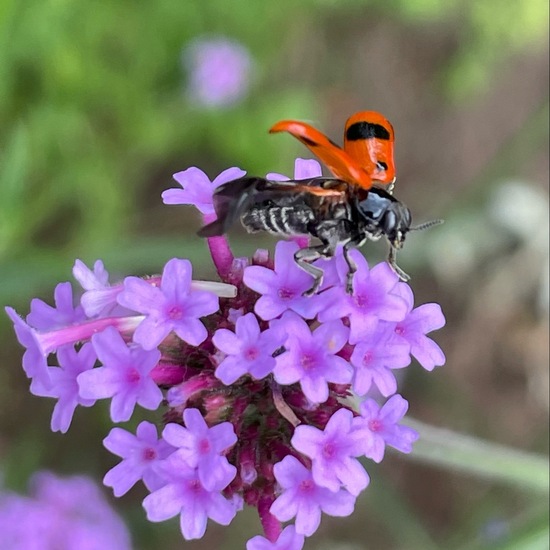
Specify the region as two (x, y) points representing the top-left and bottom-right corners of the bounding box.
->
(244, 241), (324, 320)
(162, 408), (237, 491)
(117, 258), (219, 350)
(318, 252), (408, 343)
(77, 327), (163, 422)
(358, 395), (419, 462)
(270, 455), (356, 537)
(349, 327), (411, 397)
(103, 421), (176, 496)
(291, 408), (370, 496)
(213, 312), (284, 384)
(388, 283), (446, 371)
(143, 451), (238, 540)
(162, 166), (246, 217)
(273, 312), (352, 403)
(30, 343), (97, 433)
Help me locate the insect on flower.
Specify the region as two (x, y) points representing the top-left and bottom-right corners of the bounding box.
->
(198, 111), (442, 295)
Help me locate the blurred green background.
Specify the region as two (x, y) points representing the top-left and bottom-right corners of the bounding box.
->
(1, 1), (548, 548)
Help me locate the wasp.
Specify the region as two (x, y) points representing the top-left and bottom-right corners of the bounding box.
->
(198, 111), (441, 295)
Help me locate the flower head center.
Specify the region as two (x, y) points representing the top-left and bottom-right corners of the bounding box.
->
(167, 306), (184, 320)
(243, 346), (259, 361)
(394, 325), (404, 336)
(277, 287), (295, 300)
(298, 479), (315, 494)
(322, 442), (336, 459)
(368, 419), (383, 432)
(198, 438), (211, 454)
(126, 367), (141, 384)
(142, 447), (157, 461)
(362, 352), (373, 366)
(300, 353), (317, 371)
(354, 293), (369, 308)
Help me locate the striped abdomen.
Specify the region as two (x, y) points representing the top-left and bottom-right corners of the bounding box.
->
(241, 204), (314, 236)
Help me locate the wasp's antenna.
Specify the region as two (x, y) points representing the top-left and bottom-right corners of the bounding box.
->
(410, 219), (444, 232)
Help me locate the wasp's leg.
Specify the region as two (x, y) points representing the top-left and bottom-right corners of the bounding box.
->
(294, 244), (331, 297)
(343, 235), (367, 293)
(387, 246), (410, 282)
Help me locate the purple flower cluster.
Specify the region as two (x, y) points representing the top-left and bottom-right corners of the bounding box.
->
(0, 471), (131, 549)
(6, 160), (445, 549)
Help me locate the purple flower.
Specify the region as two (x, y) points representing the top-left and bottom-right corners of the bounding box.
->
(213, 313), (284, 384)
(389, 283), (446, 371)
(73, 259), (122, 317)
(318, 253), (408, 344)
(162, 408), (237, 491)
(270, 455), (356, 536)
(349, 328), (411, 397)
(358, 395), (419, 462)
(77, 327), (163, 422)
(5, 306), (50, 387)
(143, 451), (237, 540)
(273, 313), (352, 403)
(29, 343), (97, 433)
(267, 158), (323, 181)
(291, 408), (369, 496)
(162, 166), (246, 217)
(0, 471), (132, 550)
(103, 421), (176, 496)
(183, 37), (253, 108)
(247, 525), (305, 550)
(26, 282), (86, 330)
(243, 241), (324, 320)
(117, 258), (219, 350)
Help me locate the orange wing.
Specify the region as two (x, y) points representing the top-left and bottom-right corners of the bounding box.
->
(269, 120), (374, 190)
(343, 111), (396, 185)
(270, 111), (397, 189)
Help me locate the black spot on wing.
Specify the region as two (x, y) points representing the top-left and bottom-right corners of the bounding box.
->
(346, 121), (390, 141)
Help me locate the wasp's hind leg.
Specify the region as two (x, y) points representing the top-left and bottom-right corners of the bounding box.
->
(294, 244), (331, 297)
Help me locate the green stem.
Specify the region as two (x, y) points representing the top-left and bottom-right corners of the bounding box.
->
(401, 418), (549, 493)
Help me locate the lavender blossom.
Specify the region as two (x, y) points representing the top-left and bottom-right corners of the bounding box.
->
(143, 451), (237, 540)
(270, 455), (356, 536)
(103, 421), (176, 496)
(272, 312), (352, 403)
(213, 312), (284, 384)
(161, 408), (237, 491)
(30, 343), (97, 433)
(244, 241), (324, 320)
(78, 327), (163, 422)
(117, 258), (219, 350)
(290, 408), (369, 496)
(0, 471), (131, 550)
(358, 395), (419, 462)
(162, 166), (246, 216)
(183, 36), (253, 108)
(247, 525), (305, 550)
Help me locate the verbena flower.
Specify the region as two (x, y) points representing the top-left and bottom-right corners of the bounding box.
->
(183, 36), (253, 108)
(0, 471), (131, 549)
(6, 162), (446, 548)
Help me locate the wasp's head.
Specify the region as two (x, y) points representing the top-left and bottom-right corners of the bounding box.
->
(356, 188), (412, 247)
(381, 201), (412, 249)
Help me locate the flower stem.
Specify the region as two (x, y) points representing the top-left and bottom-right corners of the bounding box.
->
(402, 418), (549, 493)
